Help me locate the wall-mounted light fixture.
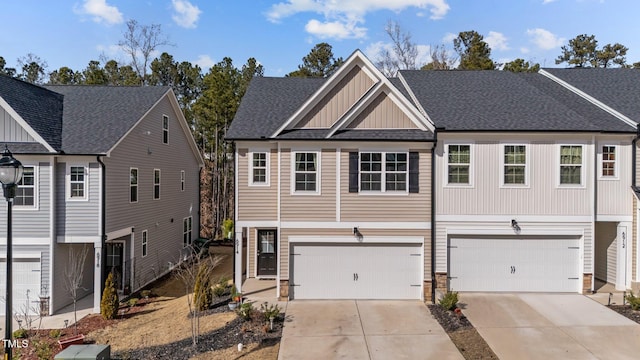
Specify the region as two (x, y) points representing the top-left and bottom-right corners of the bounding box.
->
(511, 219), (521, 233)
(353, 227), (363, 241)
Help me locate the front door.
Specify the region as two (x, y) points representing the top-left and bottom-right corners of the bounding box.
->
(257, 230), (277, 276)
(106, 243), (124, 291)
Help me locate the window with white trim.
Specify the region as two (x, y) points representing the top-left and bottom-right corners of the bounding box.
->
(130, 168), (138, 203)
(142, 230), (148, 257)
(180, 170), (185, 191)
(602, 145), (616, 177)
(503, 145), (527, 185)
(153, 169), (161, 199)
(560, 145), (583, 185)
(69, 166), (86, 199)
(360, 152), (407, 192)
(447, 144), (471, 185)
(183, 216), (192, 247)
(162, 115), (169, 144)
(293, 152), (318, 192)
(15, 166), (35, 207)
(251, 152), (268, 185)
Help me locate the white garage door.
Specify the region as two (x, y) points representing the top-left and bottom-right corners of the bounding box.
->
(449, 237), (580, 292)
(0, 258), (42, 316)
(290, 243), (422, 300)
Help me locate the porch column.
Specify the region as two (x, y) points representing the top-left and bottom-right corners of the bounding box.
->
(93, 245), (102, 313)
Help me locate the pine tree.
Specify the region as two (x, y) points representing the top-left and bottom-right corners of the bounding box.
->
(101, 272), (120, 320)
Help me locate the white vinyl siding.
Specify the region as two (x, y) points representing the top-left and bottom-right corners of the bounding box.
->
(67, 164), (87, 200)
(446, 144), (472, 186)
(501, 144), (528, 186)
(130, 168), (138, 203)
(250, 152), (269, 186)
(559, 145), (584, 186)
(292, 152), (319, 194)
(360, 152), (408, 192)
(14, 166), (36, 208)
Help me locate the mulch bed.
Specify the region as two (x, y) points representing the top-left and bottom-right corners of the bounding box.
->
(608, 305), (640, 324)
(428, 305), (498, 360)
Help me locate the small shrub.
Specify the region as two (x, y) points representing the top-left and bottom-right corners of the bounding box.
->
(626, 291), (640, 311)
(101, 272), (119, 320)
(128, 298), (139, 307)
(141, 290), (152, 299)
(49, 329), (62, 339)
(13, 328), (28, 339)
(439, 291), (459, 311)
(260, 302), (281, 320)
(33, 339), (53, 359)
(213, 284), (227, 297)
(237, 301), (254, 320)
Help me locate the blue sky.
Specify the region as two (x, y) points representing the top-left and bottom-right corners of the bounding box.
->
(1, 0), (638, 77)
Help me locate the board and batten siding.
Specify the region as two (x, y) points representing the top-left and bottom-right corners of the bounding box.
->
(0, 159), (51, 238)
(347, 92), (417, 129)
(279, 227), (430, 282)
(596, 141), (632, 216)
(298, 65), (375, 129)
(237, 147), (278, 221)
(56, 161), (100, 237)
(340, 148), (431, 222)
(0, 107), (37, 143)
(280, 149), (336, 221)
(104, 94), (201, 281)
(437, 138), (593, 216)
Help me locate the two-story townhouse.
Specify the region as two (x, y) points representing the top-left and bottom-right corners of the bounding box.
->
(228, 51), (436, 300)
(540, 68), (640, 292)
(399, 70), (636, 295)
(0, 75), (203, 315)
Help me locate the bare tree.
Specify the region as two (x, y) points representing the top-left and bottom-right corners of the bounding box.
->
(174, 249), (225, 346)
(64, 245), (89, 335)
(376, 20), (419, 77)
(118, 19), (172, 85)
(421, 44), (458, 70)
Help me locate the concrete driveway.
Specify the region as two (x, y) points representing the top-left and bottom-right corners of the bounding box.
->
(461, 293), (640, 360)
(278, 300), (463, 360)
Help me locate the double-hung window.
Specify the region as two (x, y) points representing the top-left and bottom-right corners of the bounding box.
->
(251, 152), (268, 185)
(142, 230), (148, 257)
(359, 152), (407, 192)
(447, 144), (471, 185)
(153, 169), (161, 199)
(130, 168), (138, 203)
(162, 115), (169, 144)
(503, 145), (527, 186)
(293, 152), (318, 193)
(15, 166), (35, 207)
(69, 165), (86, 199)
(180, 170), (185, 191)
(183, 216), (192, 247)
(560, 145), (583, 185)
(602, 145), (616, 178)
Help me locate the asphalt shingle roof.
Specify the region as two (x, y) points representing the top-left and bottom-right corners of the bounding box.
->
(0, 74), (63, 150)
(543, 68), (640, 122)
(398, 70), (634, 133)
(44, 85), (170, 154)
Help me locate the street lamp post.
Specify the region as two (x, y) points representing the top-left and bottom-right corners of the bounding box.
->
(0, 146), (23, 360)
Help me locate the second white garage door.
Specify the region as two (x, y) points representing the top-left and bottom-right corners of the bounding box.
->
(290, 243), (422, 300)
(449, 237), (581, 293)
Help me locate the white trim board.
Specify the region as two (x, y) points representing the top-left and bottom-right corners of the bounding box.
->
(289, 236), (424, 244)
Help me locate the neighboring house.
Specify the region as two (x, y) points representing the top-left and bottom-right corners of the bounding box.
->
(227, 51), (436, 300)
(0, 75), (203, 316)
(539, 68), (640, 292)
(229, 50), (640, 300)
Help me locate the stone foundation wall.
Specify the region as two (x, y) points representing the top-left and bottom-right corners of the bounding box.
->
(279, 280), (289, 300)
(583, 273), (593, 294)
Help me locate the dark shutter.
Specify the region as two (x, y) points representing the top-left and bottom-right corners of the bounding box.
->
(409, 152), (419, 193)
(349, 152), (359, 193)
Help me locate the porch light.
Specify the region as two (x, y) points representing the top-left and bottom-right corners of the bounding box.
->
(0, 145), (23, 360)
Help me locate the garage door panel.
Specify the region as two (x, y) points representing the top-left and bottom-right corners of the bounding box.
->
(291, 243), (422, 300)
(449, 238), (580, 293)
(0, 258), (42, 316)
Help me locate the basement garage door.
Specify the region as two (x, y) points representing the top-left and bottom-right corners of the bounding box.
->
(448, 237), (581, 293)
(0, 258), (42, 315)
(290, 243), (422, 300)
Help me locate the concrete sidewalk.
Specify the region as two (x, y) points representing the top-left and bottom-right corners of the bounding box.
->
(278, 300), (463, 360)
(461, 293), (640, 360)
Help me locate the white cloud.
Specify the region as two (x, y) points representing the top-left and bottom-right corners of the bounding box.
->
(442, 32), (457, 44)
(485, 31), (509, 51)
(267, 0), (450, 39)
(75, 0), (123, 24)
(526, 28), (565, 50)
(171, 0), (201, 29)
(542, 0), (558, 4)
(194, 55), (216, 70)
(520, 47), (530, 54)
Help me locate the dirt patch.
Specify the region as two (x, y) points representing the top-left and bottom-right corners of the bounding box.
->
(428, 304), (498, 360)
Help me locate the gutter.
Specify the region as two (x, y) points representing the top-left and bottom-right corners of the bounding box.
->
(431, 129), (438, 303)
(97, 156), (107, 297)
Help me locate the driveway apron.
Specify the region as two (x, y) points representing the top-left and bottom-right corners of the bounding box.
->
(278, 300), (463, 360)
(461, 293), (640, 360)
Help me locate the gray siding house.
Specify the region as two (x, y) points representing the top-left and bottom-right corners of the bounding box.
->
(0, 75), (203, 315)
